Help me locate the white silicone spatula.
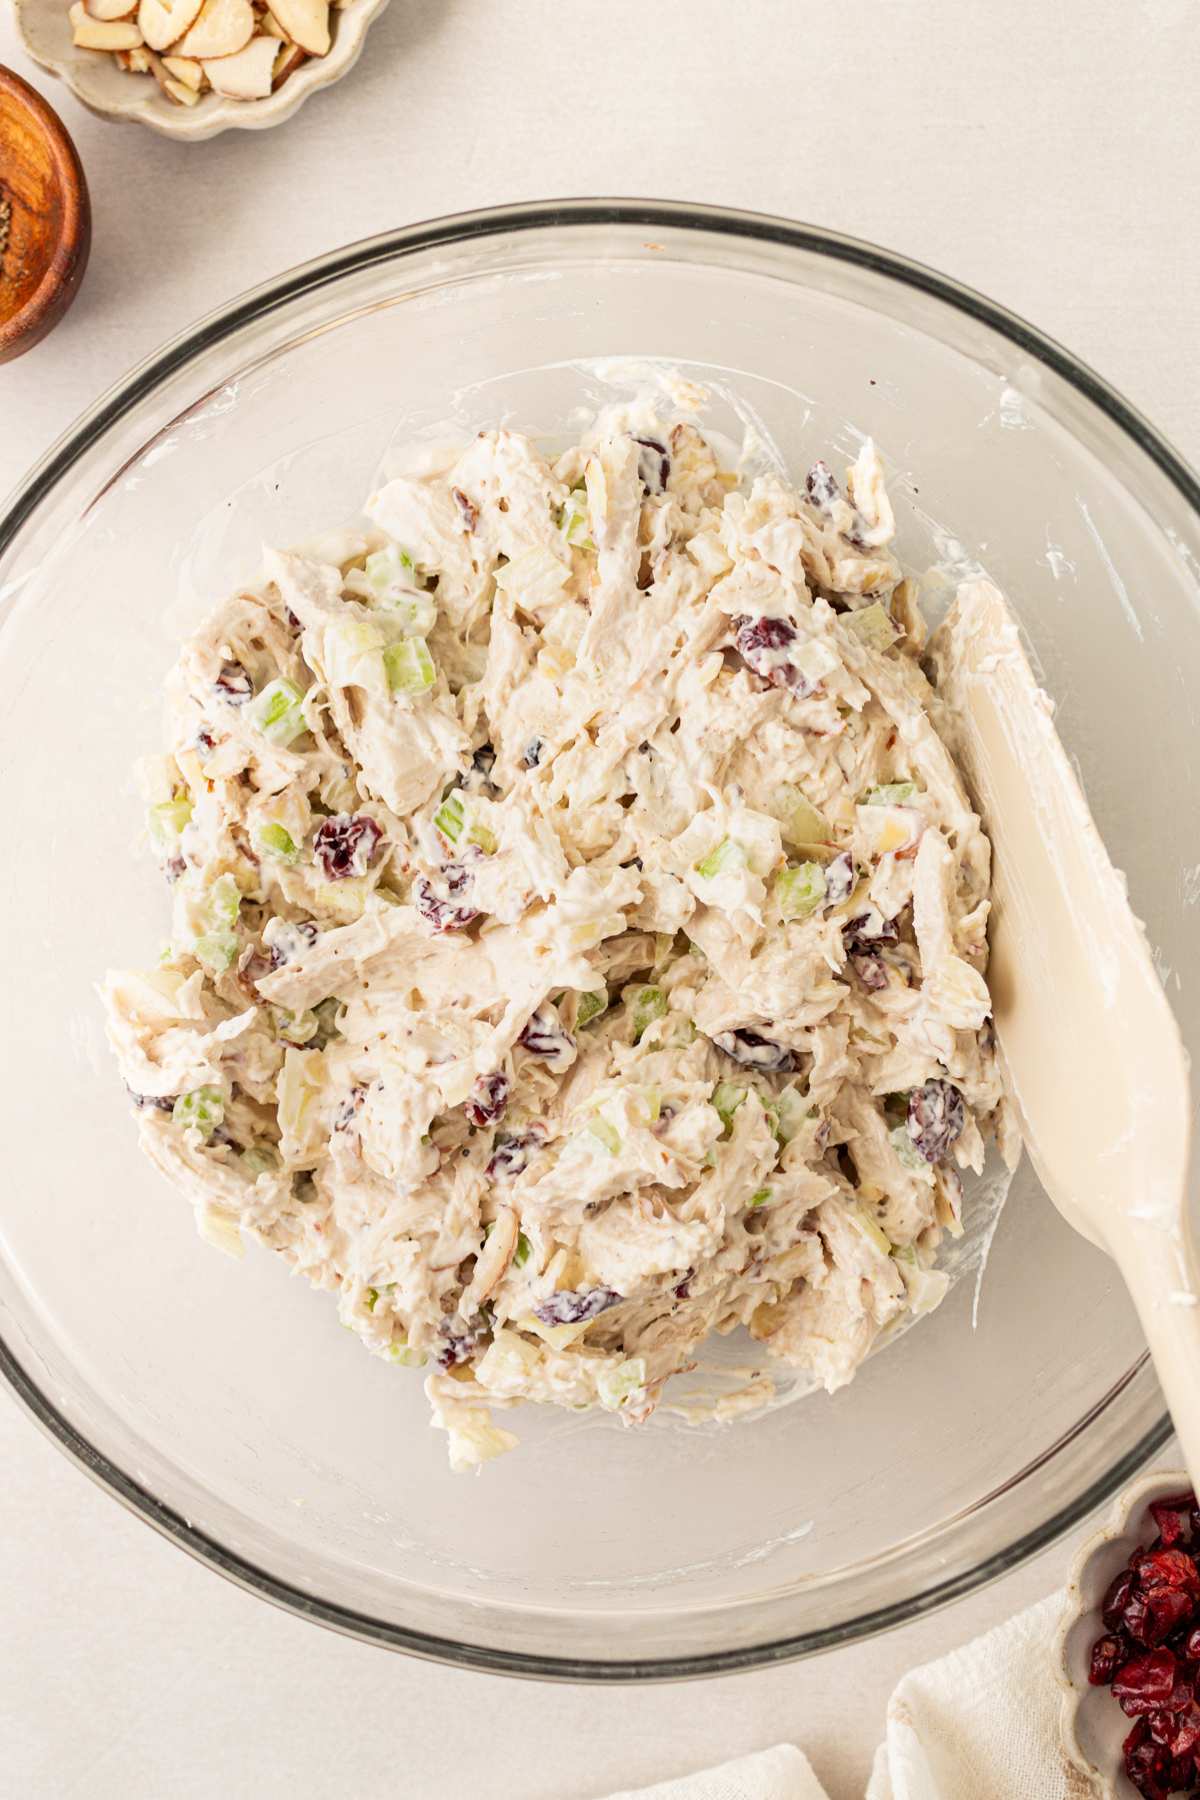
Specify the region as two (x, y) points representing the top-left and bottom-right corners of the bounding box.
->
(935, 580), (1199, 1484)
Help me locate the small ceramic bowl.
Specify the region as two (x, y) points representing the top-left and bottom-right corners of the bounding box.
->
(1057, 1468), (1192, 1799)
(15, 0), (390, 140)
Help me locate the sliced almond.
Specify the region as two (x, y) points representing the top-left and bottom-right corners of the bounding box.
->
(137, 0), (203, 49)
(174, 0), (254, 58)
(115, 43), (152, 66)
(258, 10), (287, 37)
(202, 32), (276, 96)
(146, 48), (204, 99)
(85, 0), (139, 18)
(267, 0), (328, 56)
(69, 4), (144, 49)
(272, 40), (306, 82)
(162, 52), (204, 86)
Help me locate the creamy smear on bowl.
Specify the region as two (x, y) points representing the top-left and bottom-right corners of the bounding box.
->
(101, 398), (1015, 1471)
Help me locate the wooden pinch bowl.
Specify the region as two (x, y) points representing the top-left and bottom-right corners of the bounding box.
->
(0, 65), (91, 364)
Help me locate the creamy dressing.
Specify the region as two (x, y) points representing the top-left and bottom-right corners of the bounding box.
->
(102, 404), (1009, 1471)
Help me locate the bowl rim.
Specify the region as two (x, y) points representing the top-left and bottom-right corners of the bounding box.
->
(0, 198), (1187, 1680)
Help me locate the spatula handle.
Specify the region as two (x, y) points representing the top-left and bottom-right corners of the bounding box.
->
(1111, 1217), (1200, 1489)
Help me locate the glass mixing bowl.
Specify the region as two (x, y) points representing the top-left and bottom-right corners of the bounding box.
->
(1, 201), (1195, 1680)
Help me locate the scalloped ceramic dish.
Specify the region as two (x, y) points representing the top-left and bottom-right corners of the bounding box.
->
(1057, 1469), (1190, 1799)
(15, 0), (390, 139)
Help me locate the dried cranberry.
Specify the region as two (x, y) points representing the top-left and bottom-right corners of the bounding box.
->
(194, 726), (216, 755)
(732, 614), (814, 696)
(1123, 1716), (1176, 1800)
(1141, 1550), (1200, 1598)
(1114, 1650), (1181, 1716)
(1105, 1567), (1137, 1631)
(165, 854), (187, 884)
(1185, 1627), (1200, 1662)
(452, 486), (479, 531)
(436, 1320), (488, 1369)
(847, 949), (890, 992)
(313, 813), (382, 881)
(906, 1080), (966, 1165)
(1151, 1494), (1197, 1550)
(518, 1006), (575, 1071)
(1090, 1634), (1129, 1685)
(805, 460), (841, 511)
(1124, 1588), (1185, 1648)
(533, 1287), (622, 1327)
(214, 661), (253, 704)
(844, 913), (900, 950)
(465, 1072), (509, 1130)
(486, 1129), (543, 1180)
(824, 851), (855, 907)
(414, 866), (479, 933)
(674, 1269), (694, 1300)
(711, 1028), (796, 1073)
(632, 436), (670, 494)
(1167, 1699), (1200, 1759)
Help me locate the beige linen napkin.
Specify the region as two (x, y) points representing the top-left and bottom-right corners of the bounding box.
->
(600, 1596), (1079, 1800)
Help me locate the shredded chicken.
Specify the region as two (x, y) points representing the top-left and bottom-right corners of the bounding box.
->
(101, 402), (1010, 1471)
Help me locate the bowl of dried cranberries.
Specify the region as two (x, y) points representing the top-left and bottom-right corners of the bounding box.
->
(1059, 1473), (1200, 1799)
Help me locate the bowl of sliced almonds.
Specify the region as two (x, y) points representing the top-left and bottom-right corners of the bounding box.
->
(15, 0), (389, 137)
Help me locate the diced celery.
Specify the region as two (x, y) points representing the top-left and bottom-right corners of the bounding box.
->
(748, 1187), (773, 1209)
(383, 636), (436, 695)
(468, 821), (497, 855)
(386, 1339), (426, 1367)
(630, 984), (667, 1042)
(843, 602), (899, 650)
(275, 1007), (319, 1047)
(514, 1232), (532, 1268)
(772, 1085), (811, 1144)
(695, 837), (745, 881)
(208, 874), (242, 928)
(194, 930), (239, 973)
(241, 1145), (278, 1175)
(363, 544), (416, 594)
(577, 989), (607, 1026)
(560, 499), (595, 550)
(889, 1124), (932, 1175)
(434, 792), (465, 843)
(380, 590), (438, 635)
(596, 1356), (647, 1411)
(147, 796), (192, 846)
(249, 677), (307, 746)
(328, 617), (386, 680)
(586, 1115), (621, 1155)
(312, 996), (342, 1044)
(772, 784), (830, 849)
(257, 822), (299, 863)
(776, 861), (826, 920)
(711, 1081), (747, 1133)
(865, 781), (918, 806)
(173, 1085), (224, 1138)
(365, 1287), (380, 1311)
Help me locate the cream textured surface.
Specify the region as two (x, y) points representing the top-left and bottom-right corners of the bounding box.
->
(1, 2), (1197, 1795)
